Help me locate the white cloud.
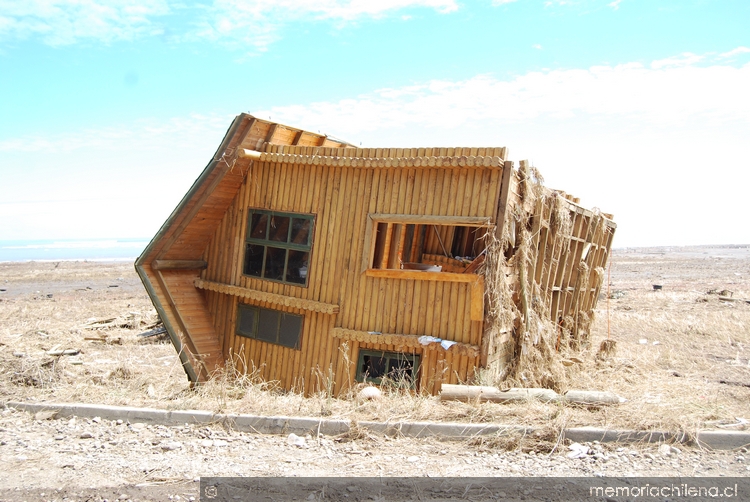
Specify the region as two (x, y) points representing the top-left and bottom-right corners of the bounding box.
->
(719, 46), (750, 59)
(0, 113), (233, 153)
(3, 49), (749, 246)
(0, 0), (170, 46)
(650, 52), (704, 69)
(0, 0), (458, 49)
(492, 0), (518, 5)
(254, 50), (750, 247)
(193, 0), (458, 51)
(608, 0), (621, 9)
(0, 112), (236, 240)
(532, 43), (542, 50)
(257, 57), (750, 135)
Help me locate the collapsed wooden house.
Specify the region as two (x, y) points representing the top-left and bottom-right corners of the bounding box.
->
(136, 113), (616, 395)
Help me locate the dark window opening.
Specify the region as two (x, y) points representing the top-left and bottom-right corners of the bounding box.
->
(236, 304), (303, 350)
(356, 350), (420, 388)
(243, 210), (314, 286)
(370, 222), (486, 272)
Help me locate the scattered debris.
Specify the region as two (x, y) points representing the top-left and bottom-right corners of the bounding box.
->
(715, 418), (749, 430)
(161, 441), (183, 451)
(84, 335), (123, 345)
(707, 289), (733, 297)
(357, 386), (382, 401)
(597, 339), (617, 359)
(439, 384), (624, 406)
(80, 313), (154, 330)
(718, 380), (750, 389)
(46, 348), (80, 357)
(719, 296), (750, 305)
(138, 325), (166, 338)
(287, 433), (306, 447)
(567, 443), (589, 459)
(34, 410), (58, 421)
(563, 390), (626, 406)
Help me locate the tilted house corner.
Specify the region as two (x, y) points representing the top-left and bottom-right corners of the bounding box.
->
(136, 113), (616, 394)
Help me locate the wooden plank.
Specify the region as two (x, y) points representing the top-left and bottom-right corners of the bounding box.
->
(365, 269), (482, 283)
(152, 260), (208, 271)
(331, 329), (480, 358)
(195, 279), (339, 314)
(494, 160), (514, 239)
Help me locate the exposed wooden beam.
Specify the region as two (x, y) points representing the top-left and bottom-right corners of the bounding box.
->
(265, 123), (278, 143)
(331, 328), (480, 358)
(494, 160), (514, 240)
(237, 148), (262, 160)
(291, 130), (303, 145)
(153, 270), (208, 381)
(194, 279), (339, 315)
(250, 152), (505, 169)
(370, 214), (491, 226)
(152, 260), (208, 271)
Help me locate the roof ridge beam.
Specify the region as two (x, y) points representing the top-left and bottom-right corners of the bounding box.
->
(236, 149), (506, 168)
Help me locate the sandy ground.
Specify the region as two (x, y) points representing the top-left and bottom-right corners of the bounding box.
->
(0, 246), (749, 500)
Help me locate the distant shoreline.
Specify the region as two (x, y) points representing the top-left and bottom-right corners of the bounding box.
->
(0, 238), (149, 263)
(1, 240), (748, 263)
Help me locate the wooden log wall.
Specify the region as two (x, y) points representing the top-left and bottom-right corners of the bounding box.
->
(522, 190), (616, 342)
(200, 145), (506, 395)
(483, 163), (616, 379)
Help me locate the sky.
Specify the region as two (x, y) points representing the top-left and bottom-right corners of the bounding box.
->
(0, 0), (748, 249)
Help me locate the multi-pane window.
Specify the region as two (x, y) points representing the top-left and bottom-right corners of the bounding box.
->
(243, 210), (314, 286)
(236, 304), (303, 350)
(356, 350), (420, 388)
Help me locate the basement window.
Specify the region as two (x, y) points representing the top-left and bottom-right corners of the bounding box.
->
(236, 304), (303, 350)
(356, 350), (420, 388)
(364, 215), (490, 273)
(243, 210), (314, 286)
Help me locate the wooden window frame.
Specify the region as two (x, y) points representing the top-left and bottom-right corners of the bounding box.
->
(361, 214), (492, 273)
(361, 214), (490, 322)
(235, 303), (304, 350)
(356, 349), (420, 388)
(242, 209), (315, 287)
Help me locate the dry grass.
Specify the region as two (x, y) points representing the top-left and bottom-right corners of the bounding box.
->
(1, 248), (748, 434)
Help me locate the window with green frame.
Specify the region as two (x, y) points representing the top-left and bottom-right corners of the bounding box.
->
(236, 304), (303, 350)
(243, 210), (314, 286)
(356, 350), (420, 388)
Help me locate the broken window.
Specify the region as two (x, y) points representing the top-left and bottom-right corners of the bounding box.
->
(243, 210), (314, 286)
(356, 350), (420, 388)
(365, 215), (490, 273)
(236, 304), (303, 350)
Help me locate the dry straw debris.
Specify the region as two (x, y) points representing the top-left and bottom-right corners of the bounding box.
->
(1, 246), (749, 434)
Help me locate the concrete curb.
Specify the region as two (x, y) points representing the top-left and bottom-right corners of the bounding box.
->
(6, 401), (750, 450)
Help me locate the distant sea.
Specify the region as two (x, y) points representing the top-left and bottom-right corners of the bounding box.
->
(0, 239), (150, 262)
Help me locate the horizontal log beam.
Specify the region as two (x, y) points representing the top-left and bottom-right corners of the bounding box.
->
(152, 260), (208, 270)
(332, 328), (480, 358)
(237, 148), (262, 160)
(241, 150), (505, 169)
(369, 214), (492, 226)
(366, 269), (479, 283)
(194, 279), (339, 315)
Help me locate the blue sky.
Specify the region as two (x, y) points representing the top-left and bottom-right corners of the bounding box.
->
(1, 0), (749, 247)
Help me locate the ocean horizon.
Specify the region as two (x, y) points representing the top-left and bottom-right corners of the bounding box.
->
(0, 238), (150, 262)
